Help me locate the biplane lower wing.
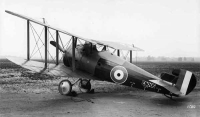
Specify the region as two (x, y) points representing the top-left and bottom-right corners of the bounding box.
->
(7, 57), (98, 80)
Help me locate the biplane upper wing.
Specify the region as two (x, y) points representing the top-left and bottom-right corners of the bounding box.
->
(5, 10), (143, 51)
(7, 57), (98, 80)
(5, 10), (96, 43)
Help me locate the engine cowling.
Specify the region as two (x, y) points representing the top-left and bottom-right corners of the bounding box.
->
(63, 54), (71, 67)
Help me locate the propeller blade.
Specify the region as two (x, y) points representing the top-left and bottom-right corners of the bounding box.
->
(50, 41), (65, 53)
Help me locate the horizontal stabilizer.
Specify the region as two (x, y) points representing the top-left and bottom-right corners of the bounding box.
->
(149, 79), (182, 95)
(160, 73), (178, 84)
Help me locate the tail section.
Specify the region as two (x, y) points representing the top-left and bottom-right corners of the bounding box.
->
(161, 69), (197, 96)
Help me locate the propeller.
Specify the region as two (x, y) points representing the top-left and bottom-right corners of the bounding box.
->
(50, 41), (65, 53)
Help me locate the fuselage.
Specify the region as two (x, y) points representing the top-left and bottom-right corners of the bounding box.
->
(63, 44), (173, 96)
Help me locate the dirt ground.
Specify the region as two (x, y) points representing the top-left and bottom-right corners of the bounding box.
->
(0, 58), (199, 117)
(0, 89), (200, 117)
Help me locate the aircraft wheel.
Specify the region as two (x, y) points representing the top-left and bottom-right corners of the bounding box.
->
(78, 79), (91, 93)
(58, 80), (72, 95)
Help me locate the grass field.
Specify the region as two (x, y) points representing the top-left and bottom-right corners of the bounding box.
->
(0, 58), (199, 94)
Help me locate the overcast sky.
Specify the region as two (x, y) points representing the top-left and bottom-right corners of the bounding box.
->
(0, 0), (199, 58)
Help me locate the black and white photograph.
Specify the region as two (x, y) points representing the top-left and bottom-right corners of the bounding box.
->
(0, 0), (199, 116)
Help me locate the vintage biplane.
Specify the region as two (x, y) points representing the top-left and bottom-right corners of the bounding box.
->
(5, 10), (197, 99)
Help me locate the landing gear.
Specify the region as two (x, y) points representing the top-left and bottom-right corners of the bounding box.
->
(58, 79), (93, 96)
(164, 93), (175, 101)
(78, 79), (91, 93)
(58, 80), (72, 95)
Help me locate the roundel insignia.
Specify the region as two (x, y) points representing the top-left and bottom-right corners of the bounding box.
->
(110, 66), (128, 84)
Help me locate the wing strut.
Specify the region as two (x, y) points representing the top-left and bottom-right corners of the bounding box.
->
(130, 50), (132, 63)
(27, 20), (30, 60)
(44, 26), (48, 68)
(56, 31), (59, 65)
(117, 50), (120, 56)
(72, 36), (77, 71)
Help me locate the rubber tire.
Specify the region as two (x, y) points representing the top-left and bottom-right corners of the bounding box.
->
(58, 80), (72, 95)
(78, 79), (91, 93)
